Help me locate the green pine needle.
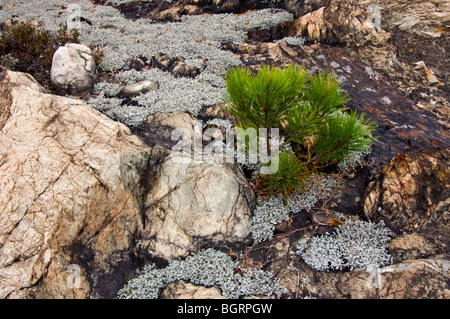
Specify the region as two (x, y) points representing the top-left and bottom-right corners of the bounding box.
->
(223, 64), (377, 196)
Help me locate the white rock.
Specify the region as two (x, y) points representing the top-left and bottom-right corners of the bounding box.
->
(50, 43), (98, 96)
(118, 80), (159, 97)
(142, 154), (255, 259)
(139, 111), (256, 261)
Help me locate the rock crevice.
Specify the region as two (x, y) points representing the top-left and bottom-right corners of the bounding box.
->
(0, 69), (254, 298)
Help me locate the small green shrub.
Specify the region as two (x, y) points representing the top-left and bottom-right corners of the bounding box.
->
(223, 64), (377, 197)
(1, 23), (53, 75)
(257, 150), (309, 197)
(0, 22), (79, 86)
(303, 71), (350, 115)
(223, 64), (308, 130)
(313, 110), (377, 163)
(0, 22), (102, 90)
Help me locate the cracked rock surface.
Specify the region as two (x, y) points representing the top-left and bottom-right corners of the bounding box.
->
(141, 154), (254, 259)
(50, 43), (98, 96)
(0, 67), (254, 298)
(0, 67), (151, 298)
(134, 111), (255, 259)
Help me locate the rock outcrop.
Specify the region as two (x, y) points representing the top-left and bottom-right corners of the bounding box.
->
(362, 151), (450, 238)
(141, 155), (254, 259)
(0, 67), (151, 298)
(0, 67), (255, 298)
(135, 111), (255, 259)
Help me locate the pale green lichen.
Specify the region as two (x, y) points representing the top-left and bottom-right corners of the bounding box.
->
(337, 146), (372, 173)
(296, 218), (391, 271)
(117, 248), (284, 299)
(276, 36), (306, 47)
(251, 196), (290, 245)
(251, 174), (338, 245)
(0, 0), (293, 127)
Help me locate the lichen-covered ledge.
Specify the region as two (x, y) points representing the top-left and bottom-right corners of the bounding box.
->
(0, 0), (295, 128)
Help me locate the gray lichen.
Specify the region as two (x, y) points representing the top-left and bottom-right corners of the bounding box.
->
(337, 146), (372, 173)
(276, 36), (306, 47)
(286, 174), (338, 214)
(251, 174), (338, 245)
(251, 196), (290, 245)
(0, 0), (293, 127)
(296, 219), (391, 271)
(117, 248), (284, 299)
(92, 82), (123, 97)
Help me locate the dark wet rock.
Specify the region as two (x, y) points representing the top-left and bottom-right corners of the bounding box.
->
(115, 0), (166, 21)
(128, 57), (146, 71)
(245, 24), (286, 43)
(282, 0), (329, 18)
(385, 28), (449, 127)
(110, 0), (289, 22)
(152, 52), (200, 78)
(222, 41), (448, 164)
(113, 0), (198, 22)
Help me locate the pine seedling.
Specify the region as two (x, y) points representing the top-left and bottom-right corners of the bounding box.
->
(258, 150), (309, 197)
(223, 64), (377, 197)
(313, 110), (377, 164)
(223, 64), (309, 130)
(304, 71), (350, 116)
